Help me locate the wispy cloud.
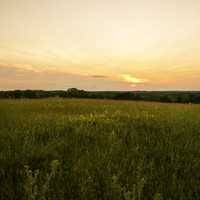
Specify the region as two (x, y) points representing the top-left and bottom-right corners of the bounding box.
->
(0, 62), (34, 71)
(90, 75), (108, 78)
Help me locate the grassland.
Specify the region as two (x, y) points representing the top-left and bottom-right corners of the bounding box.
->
(0, 98), (199, 200)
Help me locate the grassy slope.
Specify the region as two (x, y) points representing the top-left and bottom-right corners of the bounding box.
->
(0, 98), (199, 200)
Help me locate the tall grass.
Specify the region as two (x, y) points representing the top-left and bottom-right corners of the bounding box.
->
(0, 98), (199, 199)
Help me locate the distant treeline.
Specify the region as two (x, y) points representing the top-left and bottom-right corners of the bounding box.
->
(0, 88), (200, 103)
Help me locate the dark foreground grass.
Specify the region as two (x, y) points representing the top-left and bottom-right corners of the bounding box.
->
(0, 98), (199, 200)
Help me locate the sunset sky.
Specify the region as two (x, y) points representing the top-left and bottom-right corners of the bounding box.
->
(0, 0), (200, 90)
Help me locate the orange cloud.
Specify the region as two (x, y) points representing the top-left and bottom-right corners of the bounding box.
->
(0, 64), (135, 91)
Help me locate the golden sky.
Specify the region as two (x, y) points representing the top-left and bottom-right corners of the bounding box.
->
(0, 0), (200, 90)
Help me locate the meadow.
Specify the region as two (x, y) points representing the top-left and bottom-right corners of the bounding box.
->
(0, 98), (199, 200)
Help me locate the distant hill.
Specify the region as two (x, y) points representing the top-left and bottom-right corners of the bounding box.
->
(0, 89), (200, 103)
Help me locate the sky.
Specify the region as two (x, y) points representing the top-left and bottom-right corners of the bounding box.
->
(0, 0), (200, 91)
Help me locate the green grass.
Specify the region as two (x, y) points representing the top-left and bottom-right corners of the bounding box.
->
(0, 98), (199, 200)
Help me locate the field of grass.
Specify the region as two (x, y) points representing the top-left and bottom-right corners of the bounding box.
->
(0, 98), (199, 200)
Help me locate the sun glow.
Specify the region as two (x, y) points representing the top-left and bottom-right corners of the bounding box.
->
(121, 74), (149, 85)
